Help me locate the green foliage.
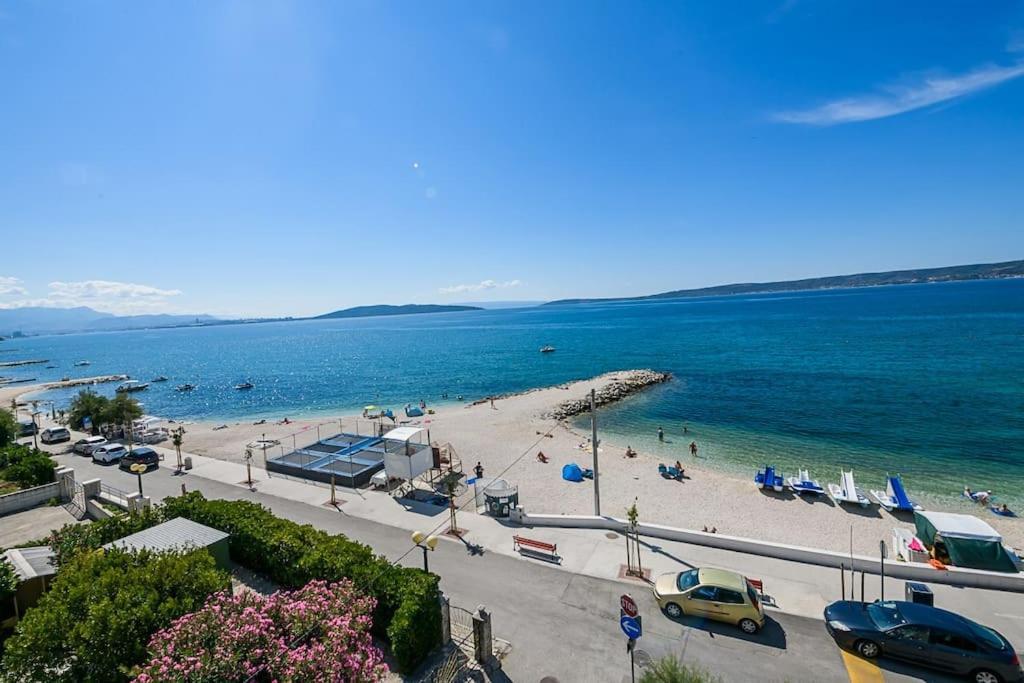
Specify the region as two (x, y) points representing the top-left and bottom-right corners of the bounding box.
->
(105, 394), (142, 428)
(0, 444), (55, 490)
(0, 558), (17, 604)
(0, 409), (17, 448)
(67, 390), (109, 432)
(47, 507), (167, 567)
(639, 656), (722, 683)
(1, 548), (228, 683)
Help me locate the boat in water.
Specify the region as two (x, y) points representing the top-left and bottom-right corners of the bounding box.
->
(786, 469), (825, 496)
(151, 375), (169, 382)
(74, 360), (90, 367)
(115, 380), (149, 393)
(176, 383), (196, 392)
(235, 382), (254, 390)
(540, 345), (556, 353)
(828, 470), (871, 508)
(870, 474), (922, 512)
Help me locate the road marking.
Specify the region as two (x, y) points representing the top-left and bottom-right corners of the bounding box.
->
(995, 613), (1024, 621)
(840, 650), (885, 683)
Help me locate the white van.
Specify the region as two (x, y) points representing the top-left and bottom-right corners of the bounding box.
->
(92, 444), (128, 464)
(41, 427), (71, 444)
(73, 436), (107, 455)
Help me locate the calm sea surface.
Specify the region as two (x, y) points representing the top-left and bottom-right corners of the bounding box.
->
(5, 279), (1023, 505)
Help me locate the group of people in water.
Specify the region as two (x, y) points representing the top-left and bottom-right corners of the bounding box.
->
(964, 487), (1013, 516)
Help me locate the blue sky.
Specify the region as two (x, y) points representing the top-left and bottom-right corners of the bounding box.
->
(1, 1), (1022, 317)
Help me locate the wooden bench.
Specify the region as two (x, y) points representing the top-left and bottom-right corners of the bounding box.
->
(514, 535), (560, 563)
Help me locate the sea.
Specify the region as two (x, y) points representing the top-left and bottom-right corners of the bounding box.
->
(4, 279), (1023, 508)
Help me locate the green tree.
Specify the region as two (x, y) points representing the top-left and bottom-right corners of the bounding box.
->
(0, 557), (17, 604)
(0, 408), (17, 448)
(639, 656), (721, 683)
(104, 394), (142, 437)
(1, 548), (228, 683)
(0, 444), (56, 490)
(66, 390), (110, 432)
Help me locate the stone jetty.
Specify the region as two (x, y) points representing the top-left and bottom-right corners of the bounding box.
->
(542, 369), (670, 420)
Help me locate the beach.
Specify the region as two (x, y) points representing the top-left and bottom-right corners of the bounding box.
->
(12, 370), (1021, 557)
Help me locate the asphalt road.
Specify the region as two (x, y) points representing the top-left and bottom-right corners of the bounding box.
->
(45, 449), (967, 683)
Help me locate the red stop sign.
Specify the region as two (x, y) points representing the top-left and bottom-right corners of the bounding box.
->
(620, 594), (638, 618)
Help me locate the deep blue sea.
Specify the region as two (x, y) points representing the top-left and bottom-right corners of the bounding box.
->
(4, 279), (1023, 505)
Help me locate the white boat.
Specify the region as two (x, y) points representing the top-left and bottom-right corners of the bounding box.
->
(870, 474), (922, 512)
(540, 345), (556, 353)
(235, 382), (254, 390)
(787, 469), (825, 496)
(176, 383), (195, 392)
(151, 375), (169, 382)
(115, 380), (149, 393)
(828, 470), (870, 508)
(74, 360), (90, 367)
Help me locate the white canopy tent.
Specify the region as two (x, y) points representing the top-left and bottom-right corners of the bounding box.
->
(382, 426), (432, 487)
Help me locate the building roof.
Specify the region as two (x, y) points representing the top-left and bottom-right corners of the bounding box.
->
(3, 546), (56, 581)
(383, 426), (425, 442)
(916, 511), (1002, 542)
(103, 517), (228, 554)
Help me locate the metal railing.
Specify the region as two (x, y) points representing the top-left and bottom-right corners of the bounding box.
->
(99, 482), (132, 507)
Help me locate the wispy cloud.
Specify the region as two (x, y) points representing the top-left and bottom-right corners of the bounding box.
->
(0, 276), (27, 297)
(775, 60), (1024, 125)
(438, 279), (522, 295)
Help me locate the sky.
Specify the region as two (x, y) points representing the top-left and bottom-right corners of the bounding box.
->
(1, 1), (1023, 318)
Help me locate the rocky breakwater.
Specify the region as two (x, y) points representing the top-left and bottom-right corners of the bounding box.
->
(542, 369), (671, 420)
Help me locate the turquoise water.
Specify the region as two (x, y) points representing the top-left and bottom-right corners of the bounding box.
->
(4, 279), (1023, 505)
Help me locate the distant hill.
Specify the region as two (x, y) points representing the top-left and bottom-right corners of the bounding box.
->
(545, 259), (1024, 306)
(0, 306), (217, 335)
(314, 304), (483, 320)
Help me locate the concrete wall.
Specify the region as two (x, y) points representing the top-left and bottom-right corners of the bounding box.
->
(0, 482), (63, 517)
(511, 508), (1024, 593)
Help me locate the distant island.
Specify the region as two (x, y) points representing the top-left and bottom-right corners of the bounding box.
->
(314, 304), (482, 320)
(545, 259), (1024, 306)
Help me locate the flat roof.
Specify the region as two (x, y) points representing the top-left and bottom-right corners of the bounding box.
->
(383, 426), (425, 442)
(917, 511), (1002, 542)
(103, 517), (228, 554)
(3, 546), (56, 581)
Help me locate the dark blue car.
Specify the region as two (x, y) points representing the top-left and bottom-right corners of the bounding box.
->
(824, 600), (1021, 683)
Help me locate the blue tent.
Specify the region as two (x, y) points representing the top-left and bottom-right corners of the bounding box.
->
(562, 463), (584, 482)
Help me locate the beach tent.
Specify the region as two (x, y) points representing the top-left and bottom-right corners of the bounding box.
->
(562, 463), (584, 483)
(914, 511), (1017, 573)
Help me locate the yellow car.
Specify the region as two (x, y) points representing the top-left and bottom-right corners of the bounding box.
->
(653, 567), (765, 634)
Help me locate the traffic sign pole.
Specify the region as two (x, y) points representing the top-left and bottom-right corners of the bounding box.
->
(619, 593), (641, 681)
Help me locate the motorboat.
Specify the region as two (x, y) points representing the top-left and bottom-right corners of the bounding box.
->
(787, 469), (825, 496)
(115, 380), (149, 393)
(828, 470), (871, 508)
(754, 465), (784, 492)
(540, 345), (556, 353)
(151, 375), (169, 382)
(870, 474), (922, 512)
(176, 383), (195, 392)
(235, 382), (254, 390)
(74, 360), (90, 366)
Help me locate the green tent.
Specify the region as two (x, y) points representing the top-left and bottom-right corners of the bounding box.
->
(914, 511), (1018, 573)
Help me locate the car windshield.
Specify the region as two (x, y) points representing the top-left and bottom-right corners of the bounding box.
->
(676, 570), (700, 592)
(867, 602), (907, 630)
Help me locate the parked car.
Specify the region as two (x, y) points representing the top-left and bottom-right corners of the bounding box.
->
(40, 427), (71, 444)
(653, 567), (765, 634)
(119, 446), (159, 471)
(91, 444), (128, 464)
(824, 600), (1022, 683)
(17, 420), (37, 437)
(73, 436), (107, 455)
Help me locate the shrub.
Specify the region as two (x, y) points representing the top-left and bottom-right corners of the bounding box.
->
(0, 444), (56, 489)
(0, 410), (16, 448)
(639, 656), (722, 683)
(0, 558), (16, 604)
(1, 548), (228, 683)
(133, 579), (387, 682)
(48, 506), (167, 567)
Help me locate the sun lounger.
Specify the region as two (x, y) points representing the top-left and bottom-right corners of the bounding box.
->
(829, 469), (870, 507)
(787, 469), (824, 495)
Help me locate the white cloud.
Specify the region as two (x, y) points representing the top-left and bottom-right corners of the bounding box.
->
(0, 276), (27, 297)
(438, 279), (522, 295)
(0, 280), (185, 314)
(775, 60), (1024, 125)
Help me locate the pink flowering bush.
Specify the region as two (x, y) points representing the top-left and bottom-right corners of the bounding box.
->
(133, 579), (388, 682)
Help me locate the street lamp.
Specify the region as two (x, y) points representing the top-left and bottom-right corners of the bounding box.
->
(411, 531), (438, 573)
(130, 463), (147, 497)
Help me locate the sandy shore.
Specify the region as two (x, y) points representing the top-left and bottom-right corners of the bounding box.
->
(6, 371), (1022, 556)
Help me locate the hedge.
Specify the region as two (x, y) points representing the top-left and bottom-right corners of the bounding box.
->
(49, 493), (442, 673)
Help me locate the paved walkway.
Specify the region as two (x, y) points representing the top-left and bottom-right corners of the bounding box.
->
(0, 504), (81, 548)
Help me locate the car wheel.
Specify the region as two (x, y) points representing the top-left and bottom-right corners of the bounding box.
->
(854, 639), (880, 659)
(663, 602), (683, 619)
(738, 618), (760, 634)
(972, 670), (1001, 683)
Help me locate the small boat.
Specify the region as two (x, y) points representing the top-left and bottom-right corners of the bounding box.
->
(540, 345), (556, 353)
(754, 465), (784, 492)
(151, 375), (169, 382)
(115, 380), (150, 393)
(787, 469), (825, 496)
(176, 383), (196, 392)
(45, 365), (57, 369)
(235, 382), (254, 390)
(870, 474), (921, 512)
(828, 470), (871, 508)
(74, 360), (90, 367)
(61, 376), (70, 382)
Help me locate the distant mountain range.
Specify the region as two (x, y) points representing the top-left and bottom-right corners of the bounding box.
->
(314, 304), (482, 319)
(545, 259), (1024, 306)
(0, 307), (218, 336)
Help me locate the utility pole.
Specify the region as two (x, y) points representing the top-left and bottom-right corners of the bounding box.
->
(590, 389), (601, 516)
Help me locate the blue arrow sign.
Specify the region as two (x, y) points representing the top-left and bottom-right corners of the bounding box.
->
(466, 477), (479, 485)
(620, 614), (642, 639)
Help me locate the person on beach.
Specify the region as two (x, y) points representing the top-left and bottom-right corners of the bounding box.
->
(689, 441), (698, 457)
(624, 446), (636, 458)
(490, 397), (495, 409)
(674, 460), (685, 477)
(536, 451), (549, 463)
(657, 427), (664, 442)
(474, 461), (484, 479)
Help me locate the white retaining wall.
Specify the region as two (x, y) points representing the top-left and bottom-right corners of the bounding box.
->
(511, 508), (1024, 593)
(0, 482), (63, 516)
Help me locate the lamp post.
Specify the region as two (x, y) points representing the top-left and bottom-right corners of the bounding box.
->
(411, 531), (438, 573)
(130, 462), (147, 497)
(245, 448), (254, 488)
